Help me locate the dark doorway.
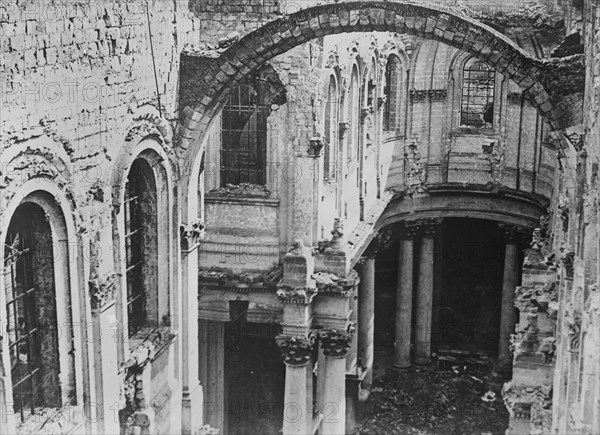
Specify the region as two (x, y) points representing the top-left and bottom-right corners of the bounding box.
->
(224, 321), (285, 435)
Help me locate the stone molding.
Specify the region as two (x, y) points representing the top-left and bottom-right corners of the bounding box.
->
(276, 335), (314, 366)
(318, 329), (353, 358)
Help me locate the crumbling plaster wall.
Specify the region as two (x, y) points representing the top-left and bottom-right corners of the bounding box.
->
(1, 1), (200, 433)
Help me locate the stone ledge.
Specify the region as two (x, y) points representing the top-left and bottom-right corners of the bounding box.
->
(205, 194), (280, 207)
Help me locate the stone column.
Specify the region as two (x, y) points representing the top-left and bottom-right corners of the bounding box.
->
(181, 234), (202, 435)
(199, 320), (225, 431)
(394, 222), (416, 369)
(357, 249), (376, 389)
(414, 219), (440, 365)
(277, 336), (314, 435)
(498, 223), (522, 373)
(345, 375), (361, 435)
(319, 330), (353, 435)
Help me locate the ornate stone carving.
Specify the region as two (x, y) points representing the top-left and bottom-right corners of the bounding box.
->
(428, 89), (447, 102)
(125, 112), (173, 147)
(409, 89), (447, 102)
(324, 51), (339, 69)
(312, 270), (359, 297)
(338, 121), (349, 141)
(524, 228), (547, 267)
(318, 329), (353, 358)
(377, 96), (387, 110)
(276, 335), (314, 366)
(398, 221), (418, 240)
(561, 250), (575, 278)
(414, 218), (442, 237)
(119, 329), (165, 435)
(498, 223), (529, 244)
(360, 106), (374, 123)
(308, 135), (326, 157)
(558, 199), (569, 233)
(276, 284), (317, 304)
(180, 219), (204, 251)
(90, 272), (117, 310)
(566, 308), (582, 351)
(409, 89), (428, 103)
(404, 141), (424, 192)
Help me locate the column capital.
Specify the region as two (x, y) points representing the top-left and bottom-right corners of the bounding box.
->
(318, 329), (353, 358)
(414, 218), (443, 237)
(498, 223), (530, 243)
(276, 334), (314, 367)
(398, 221), (418, 239)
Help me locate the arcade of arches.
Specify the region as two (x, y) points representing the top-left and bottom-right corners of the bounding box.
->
(1, 1), (599, 434)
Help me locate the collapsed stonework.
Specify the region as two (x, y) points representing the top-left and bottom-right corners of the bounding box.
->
(0, 0), (599, 434)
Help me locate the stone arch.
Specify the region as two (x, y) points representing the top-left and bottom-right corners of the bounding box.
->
(178, 0), (574, 192)
(0, 179), (87, 433)
(110, 140), (176, 359)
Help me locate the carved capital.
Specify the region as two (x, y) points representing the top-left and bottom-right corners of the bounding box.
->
(414, 218), (442, 237)
(276, 284), (317, 304)
(498, 223), (529, 244)
(276, 335), (314, 366)
(180, 219), (204, 251)
(318, 329), (353, 358)
(398, 221), (418, 240)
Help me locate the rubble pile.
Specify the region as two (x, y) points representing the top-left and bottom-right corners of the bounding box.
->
(358, 360), (508, 435)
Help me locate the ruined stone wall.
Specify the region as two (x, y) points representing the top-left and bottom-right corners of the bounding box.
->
(503, 2), (600, 433)
(0, 1), (200, 433)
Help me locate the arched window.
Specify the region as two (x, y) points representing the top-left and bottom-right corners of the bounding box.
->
(324, 76), (338, 180)
(384, 55), (402, 131)
(124, 158), (159, 337)
(221, 76), (270, 186)
(4, 203), (66, 420)
(460, 58), (495, 128)
(347, 68), (360, 165)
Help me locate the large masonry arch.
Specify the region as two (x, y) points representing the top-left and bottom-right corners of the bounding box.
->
(178, 0), (581, 191)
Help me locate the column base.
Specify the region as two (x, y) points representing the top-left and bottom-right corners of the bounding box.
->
(413, 357), (431, 366)
(182, 383), (204, 435)
(392, 363), (411, 371)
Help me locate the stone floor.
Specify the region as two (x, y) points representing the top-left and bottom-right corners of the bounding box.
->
(358, 351), (509, 435)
